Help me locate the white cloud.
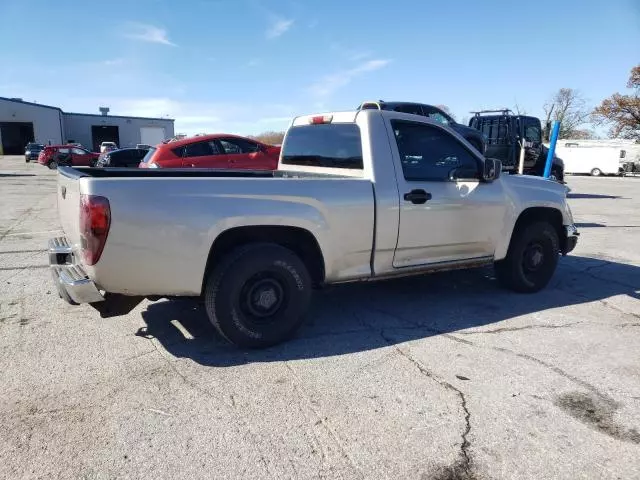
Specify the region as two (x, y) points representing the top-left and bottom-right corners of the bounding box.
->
(87, 97), (296, 135)
(308, 59), (392, 98)
(266, 17), (294, 39)
(123, 22), (176, 46)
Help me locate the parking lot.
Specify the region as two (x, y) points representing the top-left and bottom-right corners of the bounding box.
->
(0, 155), (638, 479)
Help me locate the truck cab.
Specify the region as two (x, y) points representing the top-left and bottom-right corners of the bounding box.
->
(469, 110), (564, 182)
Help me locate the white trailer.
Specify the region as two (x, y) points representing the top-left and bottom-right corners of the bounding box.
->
(556, 143), (624, 176)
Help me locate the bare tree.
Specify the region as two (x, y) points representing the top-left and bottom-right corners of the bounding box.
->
(513, 101), (527, 115)
(249, 131), (285, 145)
(592, 65), (640, 140)
(543, 88), (590, 139)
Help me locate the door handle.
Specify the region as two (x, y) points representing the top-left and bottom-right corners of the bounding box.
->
(403, 189), (432, 204)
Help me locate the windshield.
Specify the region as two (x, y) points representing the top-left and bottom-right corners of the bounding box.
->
(281, 124), (363, 169)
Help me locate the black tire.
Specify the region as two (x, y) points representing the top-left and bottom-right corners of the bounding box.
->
(204, 243), (312, 348)
(25, 157), (29, 163)
(48, 160), (58, 170)
(494, 221), (559, 293)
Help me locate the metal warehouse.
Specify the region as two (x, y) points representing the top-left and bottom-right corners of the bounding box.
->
(0, 97), (175, 155)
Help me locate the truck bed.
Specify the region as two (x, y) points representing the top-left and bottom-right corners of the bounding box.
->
(60, 167), (349, 179)
(56, 166), (376, 296)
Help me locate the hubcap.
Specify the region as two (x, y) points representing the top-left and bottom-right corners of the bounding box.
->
(241, 274), (286, 322)
(523, 242), (545, 272)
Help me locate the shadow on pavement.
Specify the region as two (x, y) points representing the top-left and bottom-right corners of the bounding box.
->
(0, 173), (37, 177)
(137, 255), (639, 366)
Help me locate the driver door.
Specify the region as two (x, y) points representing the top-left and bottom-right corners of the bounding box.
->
(388, 119), (506, 268)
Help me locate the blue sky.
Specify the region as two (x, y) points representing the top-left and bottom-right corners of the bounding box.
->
(1, 0), (638, 135)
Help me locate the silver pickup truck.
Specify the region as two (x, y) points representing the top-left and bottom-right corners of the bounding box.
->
(50, 109), (579, 348)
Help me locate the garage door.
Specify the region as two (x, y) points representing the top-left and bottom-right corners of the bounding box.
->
(140, 127), (166, 147)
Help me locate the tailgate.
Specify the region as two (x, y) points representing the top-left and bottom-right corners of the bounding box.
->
(57, 169), (83, 251)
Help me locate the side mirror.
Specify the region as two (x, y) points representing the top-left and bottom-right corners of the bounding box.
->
(483, 158), (501, 182)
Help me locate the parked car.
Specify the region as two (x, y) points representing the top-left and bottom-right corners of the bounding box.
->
(38, 145), (100, 169)
(468, 110), (565, 182)
(358, 100), (486, 154)
(95, 148), (149, 168)
(139, 133), (281, 169)
(24, 143), (44, 162)
(49, 108), (578, 348)
(100, 142), (118, 153)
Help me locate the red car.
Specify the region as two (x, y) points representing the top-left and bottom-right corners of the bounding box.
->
(38, 145), (100, 169)
(140, 134), (281, 169)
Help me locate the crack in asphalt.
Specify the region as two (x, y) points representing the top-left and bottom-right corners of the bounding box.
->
(361, 305), (615, 405)
(377, 328), (473, 477)
(459, 321), (584, 335)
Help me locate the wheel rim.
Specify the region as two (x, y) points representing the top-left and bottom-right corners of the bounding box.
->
(592, 169), (601, 176)
(522, 241), (546, 280)
(50, 161), (58, 169)
(239, 272), (287, 325)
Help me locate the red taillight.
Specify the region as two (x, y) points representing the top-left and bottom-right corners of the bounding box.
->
(309, 115), (333, 124)
(79, 194), (111, 266)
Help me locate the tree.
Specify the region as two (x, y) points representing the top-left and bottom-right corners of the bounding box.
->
(543, 88), (590, 139)
(592, 65), (640, 140)
(249, 131), (285, 145)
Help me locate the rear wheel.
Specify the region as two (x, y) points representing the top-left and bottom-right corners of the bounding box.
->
(590, 168), (602, 177)
(204, 243), (312, 348)
(495, 221), (559, 293)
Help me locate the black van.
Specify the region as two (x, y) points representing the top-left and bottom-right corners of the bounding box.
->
(469, 110), (564, 182)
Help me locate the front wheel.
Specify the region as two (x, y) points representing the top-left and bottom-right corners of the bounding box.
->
(495, 221), (559, 293)
(204, 243), (312, 348)
(48, 160), (58, 170)
(590, 168), (602, 177)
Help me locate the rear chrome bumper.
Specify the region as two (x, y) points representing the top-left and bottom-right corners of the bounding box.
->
(48, 237), (104, 304)
(562, 224), (579, 255)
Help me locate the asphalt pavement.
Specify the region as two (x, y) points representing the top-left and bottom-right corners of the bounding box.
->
(0, 156), (638, 480)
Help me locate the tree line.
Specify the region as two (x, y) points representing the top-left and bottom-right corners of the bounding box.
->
(252, 64), (639, 144)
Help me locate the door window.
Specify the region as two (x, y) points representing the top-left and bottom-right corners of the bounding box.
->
(71, 148), (88, 155)
(184, 141), (219, 157)
(522, 119), (542, 143)
(219, 138), (260, 154)
(391, 120), (479, 181)
(422, 106), (453, 126)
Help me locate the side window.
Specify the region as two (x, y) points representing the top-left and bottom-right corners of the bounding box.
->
(522, 119), (541, 143)
(58, 148), (70, 154)
(391, 120), (479, 182)
(422, 106), (452, 126)
(172, 146), (186, 158)
(184, 141), (215, 158)
(72, 148), (88, 155)
(219, 138), (260, 154)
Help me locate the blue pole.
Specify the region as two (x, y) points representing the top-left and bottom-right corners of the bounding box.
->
(543, 120), (561, 178)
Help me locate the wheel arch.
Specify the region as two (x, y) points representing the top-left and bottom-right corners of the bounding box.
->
(497, 207), (565, 260)
(201, 225), (326, 295)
